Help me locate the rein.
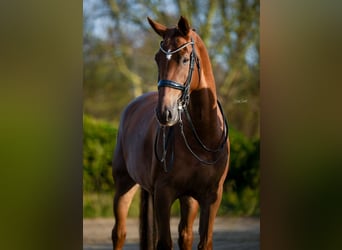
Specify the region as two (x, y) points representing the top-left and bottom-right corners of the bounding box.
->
(155, 37), (229, 171)
(154, 125), (175, 172)
(179, 101), (229, 165)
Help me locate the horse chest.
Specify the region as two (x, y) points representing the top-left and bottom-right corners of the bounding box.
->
(158, 162), (225, 192)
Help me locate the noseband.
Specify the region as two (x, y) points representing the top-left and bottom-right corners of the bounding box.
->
(157, 37), (199, 109)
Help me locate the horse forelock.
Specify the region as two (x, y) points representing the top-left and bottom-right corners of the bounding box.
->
(161, 28), (189, 47)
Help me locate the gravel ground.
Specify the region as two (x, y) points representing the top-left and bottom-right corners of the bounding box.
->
(83, 217), (259, 250)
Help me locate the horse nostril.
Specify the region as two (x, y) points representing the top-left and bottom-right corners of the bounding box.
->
(156, 105), (177, 125)
(165, 109), (172, 121)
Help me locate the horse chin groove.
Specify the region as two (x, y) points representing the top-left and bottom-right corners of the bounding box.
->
(163, 119), (179, 127)
(155, 106), (180, 127)
(156, 114), (179, 127)
(157, 118), (179, 127)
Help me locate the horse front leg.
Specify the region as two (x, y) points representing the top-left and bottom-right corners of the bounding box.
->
(154, 188), (175, 250)
(178, 196), (199, 250)
(197, 185), (224, 250)
(112, 178), (139, 250)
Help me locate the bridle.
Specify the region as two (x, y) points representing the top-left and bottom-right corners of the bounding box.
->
(155, 37), (229, 172)
(157, 37), (199, 109)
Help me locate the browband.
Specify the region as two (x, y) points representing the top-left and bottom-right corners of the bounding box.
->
(160, 41), (194, 60)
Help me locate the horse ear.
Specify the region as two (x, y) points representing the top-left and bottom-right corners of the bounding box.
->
(147, 17), (167, 37)
(177, 16), (190, 36)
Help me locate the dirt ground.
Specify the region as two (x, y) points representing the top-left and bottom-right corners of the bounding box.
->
(83, 217), (259, 250)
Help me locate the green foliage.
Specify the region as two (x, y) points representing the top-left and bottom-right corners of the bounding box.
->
(83, 192), (114, 218)
(83, 116), (259, 217)
(219, 128), (260, 216)
(83, 115), (117, 193)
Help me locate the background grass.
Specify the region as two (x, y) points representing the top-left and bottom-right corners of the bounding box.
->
(83, 191), (181, 218)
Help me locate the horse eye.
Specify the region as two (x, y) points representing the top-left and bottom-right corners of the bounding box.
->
(182, 58), (189, 65)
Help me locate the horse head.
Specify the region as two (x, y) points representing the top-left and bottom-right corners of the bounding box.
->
(148, 16), (200, 126)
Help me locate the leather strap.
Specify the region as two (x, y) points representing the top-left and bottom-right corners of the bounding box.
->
(157, 79), (185, 91)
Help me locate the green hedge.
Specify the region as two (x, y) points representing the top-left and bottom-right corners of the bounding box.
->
(83, 115), (117, 193)
(83, 115), (259, 216)
(220, 129), (260, 216)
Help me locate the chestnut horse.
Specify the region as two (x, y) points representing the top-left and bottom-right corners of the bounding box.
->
(112, 16), (230, 250)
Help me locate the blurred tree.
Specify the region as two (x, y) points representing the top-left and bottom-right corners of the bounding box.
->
(83, 0), (259, 137)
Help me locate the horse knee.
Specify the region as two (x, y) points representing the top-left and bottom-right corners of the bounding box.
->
(112, 225), (126, 249)
(178, 229), (193, 250)
(113, 229), (126, 241)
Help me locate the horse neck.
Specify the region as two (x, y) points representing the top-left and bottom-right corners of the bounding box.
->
(188, 87), (219, 130)
(187, 36), (220, 136)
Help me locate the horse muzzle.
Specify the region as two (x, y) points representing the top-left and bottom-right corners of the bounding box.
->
(155, 105), (180, 126)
